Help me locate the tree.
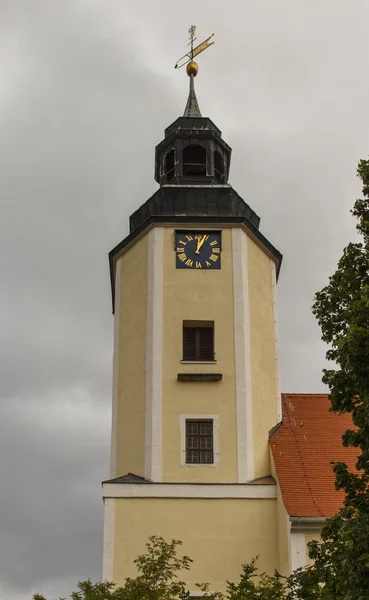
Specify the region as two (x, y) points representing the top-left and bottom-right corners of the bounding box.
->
(32, 553), (289, 600)
(32, 535), (220, 600)
(313, 158), (369, 506)
(225, 559), (287, 599)
(295, 157), (369, 599)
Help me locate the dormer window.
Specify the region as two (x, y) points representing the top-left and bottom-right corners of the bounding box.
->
(214, 150), (225, 183)
(183, 145), (206, 177)
(164, 149), (175, 182)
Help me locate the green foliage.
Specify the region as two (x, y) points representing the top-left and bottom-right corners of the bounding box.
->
(119, 535), (192, 600)
(302, 158), (369, 598)
(32, 535), (219, 600)
(312, 159), (369, 505)
(225, 559), (287, 599)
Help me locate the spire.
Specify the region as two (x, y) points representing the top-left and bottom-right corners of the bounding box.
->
(183, 73), (202, 117)
(174, 26), (214, 118)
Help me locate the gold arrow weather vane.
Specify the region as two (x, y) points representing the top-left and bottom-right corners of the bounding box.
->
(174, 25), (214, 71)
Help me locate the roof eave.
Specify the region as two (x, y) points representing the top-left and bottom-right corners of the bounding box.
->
(289, 516), (326, 531)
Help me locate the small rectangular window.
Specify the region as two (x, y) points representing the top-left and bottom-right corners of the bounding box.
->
(183, 321), (214, 361)
(186, 420), (213, 464)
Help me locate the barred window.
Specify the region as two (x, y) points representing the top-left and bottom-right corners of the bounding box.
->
(183, 321), (214, 361)
(186, 420), (213, 464)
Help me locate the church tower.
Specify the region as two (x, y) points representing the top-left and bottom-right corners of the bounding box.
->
(102, 37), (285, 593)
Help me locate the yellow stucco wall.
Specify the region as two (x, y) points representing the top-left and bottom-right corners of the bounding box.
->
(113, 497), (278, 592)
(108, 226), (285, 591)
(248, 238), (278, 479)
(162, 227), (238, 483)
(112, 225), (279, 482)
(114, 236), (148, 477)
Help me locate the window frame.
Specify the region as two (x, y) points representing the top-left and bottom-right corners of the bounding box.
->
(180, 415), (219, 468)
(182, 321), (215, 362)
(185, 419), (214, 465)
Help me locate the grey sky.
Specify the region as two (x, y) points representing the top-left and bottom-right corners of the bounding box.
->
(0, 1), (368, 598)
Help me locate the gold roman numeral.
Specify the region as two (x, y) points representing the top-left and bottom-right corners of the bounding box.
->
(176, 247), (184, 252)
(210, 240), (218, 246)
(185, 259), (193, 267)
(185, 234), (193, 241)
(196, 261), (202, 268)
(210, 254), (219, 262)
(212, 247), (220, 253)
(178, 239), (187, 245)
(206, 260), (211, 267)
(178, 253), (187, 262)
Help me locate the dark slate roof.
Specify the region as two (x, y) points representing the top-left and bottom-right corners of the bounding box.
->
(129, 185), (260, 233)
(164, 116), (222, 140)
(183, 74), (202, 118)
(102, 472), (152, 484)
(102, 473), (276, 486)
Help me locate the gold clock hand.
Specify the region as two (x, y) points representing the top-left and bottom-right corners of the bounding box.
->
(195, 234), (206, 254)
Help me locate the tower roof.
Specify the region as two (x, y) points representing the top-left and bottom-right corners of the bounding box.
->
(183, 74), (202, 118)
(108, 28), (283, 313)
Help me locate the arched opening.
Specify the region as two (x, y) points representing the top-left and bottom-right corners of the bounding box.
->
(164, 149), (175, 182)
(182, 145), (206, 177)
(214, 151), (225, 183)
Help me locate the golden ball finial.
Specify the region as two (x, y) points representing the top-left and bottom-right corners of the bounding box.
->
(186, 61), (198, 77)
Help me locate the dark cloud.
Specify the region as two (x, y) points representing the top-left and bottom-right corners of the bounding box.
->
(1, 1), (369, 598)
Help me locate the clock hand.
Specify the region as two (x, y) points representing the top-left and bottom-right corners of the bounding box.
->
(195, 235), (207, 254)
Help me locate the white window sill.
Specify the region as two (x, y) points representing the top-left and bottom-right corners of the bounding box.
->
(182, 463), (217, 468)
(180, 360), (217, 364)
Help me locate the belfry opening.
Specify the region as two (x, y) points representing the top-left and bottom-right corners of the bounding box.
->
(182, 144), (206, 177)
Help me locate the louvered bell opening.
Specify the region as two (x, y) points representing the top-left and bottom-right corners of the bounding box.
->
(183, 325), (214, 361)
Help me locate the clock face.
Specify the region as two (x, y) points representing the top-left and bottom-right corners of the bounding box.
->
(175, 231), (221, 269)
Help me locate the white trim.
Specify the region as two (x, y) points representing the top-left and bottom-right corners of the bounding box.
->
(180, 414), (219, 468)
(102, 482), (276, 499)
(290, 516), (325, 532)
(102, 498), (115, 581)
(289, 530), (306, 573)
(232, 229), (254, 483)
(286, 512), (292, 575)
(180, 360), (217, 364)
(110, 258), (121, 478)
(271, 261), (282, 422)
(145, 227), (164, 482)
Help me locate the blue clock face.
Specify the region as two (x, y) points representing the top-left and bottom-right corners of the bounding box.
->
(175, 231), (221, 269)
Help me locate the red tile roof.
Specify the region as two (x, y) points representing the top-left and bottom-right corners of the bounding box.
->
(270, 394), (359, 517)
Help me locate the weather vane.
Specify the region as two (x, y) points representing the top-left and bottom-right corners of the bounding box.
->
(174, 25), (214, 75)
